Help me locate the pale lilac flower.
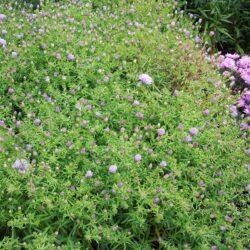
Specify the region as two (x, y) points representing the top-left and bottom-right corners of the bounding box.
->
(246, 184), (250, 191)
(134, 154), (142, 162)
(34, 119), (41, 125)
(160, 161), (167, 167)
(12, 159), (30, 174)
(0, 14), (6, 22)
(153, 197), (160, 203)
(16, 121), (21, 128)
(109, 165), (117, 174)
(189, 128), (198, 136)
(8, 87), (14, 94)
(85, 170), (93, 178)
(82, 120), (87, 127)
(158, 128), (165, 136)
(55, 106), (61, 112)
(178, 123), (184, 129)
(139, 73), (153, 85)
(203, 109), (210, 116)
(0, 38), (6, 46)
(136, 112), (144, 119)
(185, 136), (192, 142)
(225, 215), (233, 223)
(95, 181), (101, 187)
(133, 100), (140, 106)
(209, 31), (215, 37)
(68, 53), (75, 61)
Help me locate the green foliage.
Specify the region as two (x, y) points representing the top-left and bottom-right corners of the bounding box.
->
(184, 0), (250, 54)
(0, 0), (249, 249)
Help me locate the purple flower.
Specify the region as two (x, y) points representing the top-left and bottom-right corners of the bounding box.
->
(109, 165), (117, 174)
(198, 181), (204, 187)
(79, 41), (85, 46)
(185, 136), (192, 143)
(55, 106), (61, 112)
(0, 38), (6, 46)
(203, 109), (210, 116)
(225, 215), (233, 223)
(34, 119), (41, 125)
(12, 159), (30, 174)
(240, 68), (250, 85)
(177, 123), (184, 129)
(0, 14), (6, 22)
(209, 31), (215, 37)
(82, 120), (87, 127)
(157, 128), (165, 136)
(8, 87), (14, 94)
(237, 56), (250, 69)
(133, 100), (140, 106)
(153, 197), (160, 203)
(160, 161), (167, 167)
(136, 112), (144, 119)
(226, 53), (240, 60)
(220, 57), (237, 70)
(246, 149), (250, 156)
(95, 181), (101, 187)
(16, 121), (21, 128)
(139, 73), (153, 85)
(189, 128), (198, 136)
(246, 184), (250, 191)
(68, 53), (75, 61)
(85, 170), (93, 178)
(134, 154), (142, 162)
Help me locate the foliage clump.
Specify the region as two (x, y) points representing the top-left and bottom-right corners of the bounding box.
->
(0, 1), (249, 249)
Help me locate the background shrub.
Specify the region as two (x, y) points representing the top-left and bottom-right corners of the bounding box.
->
(182, 0), (250, 54)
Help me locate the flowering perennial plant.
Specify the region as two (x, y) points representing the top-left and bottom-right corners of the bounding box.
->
(0, 1), (249, 249)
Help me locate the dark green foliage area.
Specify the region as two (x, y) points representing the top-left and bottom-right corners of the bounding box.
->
(183, 0), (250, 54)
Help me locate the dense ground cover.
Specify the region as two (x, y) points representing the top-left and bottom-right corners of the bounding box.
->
(0, 1), (249, 249)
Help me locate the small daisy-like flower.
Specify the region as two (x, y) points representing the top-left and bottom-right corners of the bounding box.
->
(134, 154), (142, 162)
(139, 73), (153, 85)
(109, 165), (117, 174)
(85, 170), (93, 178)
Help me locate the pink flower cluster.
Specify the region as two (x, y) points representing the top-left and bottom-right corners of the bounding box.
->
(217, 54), (250, 86)
(238, 90), (250, 116)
